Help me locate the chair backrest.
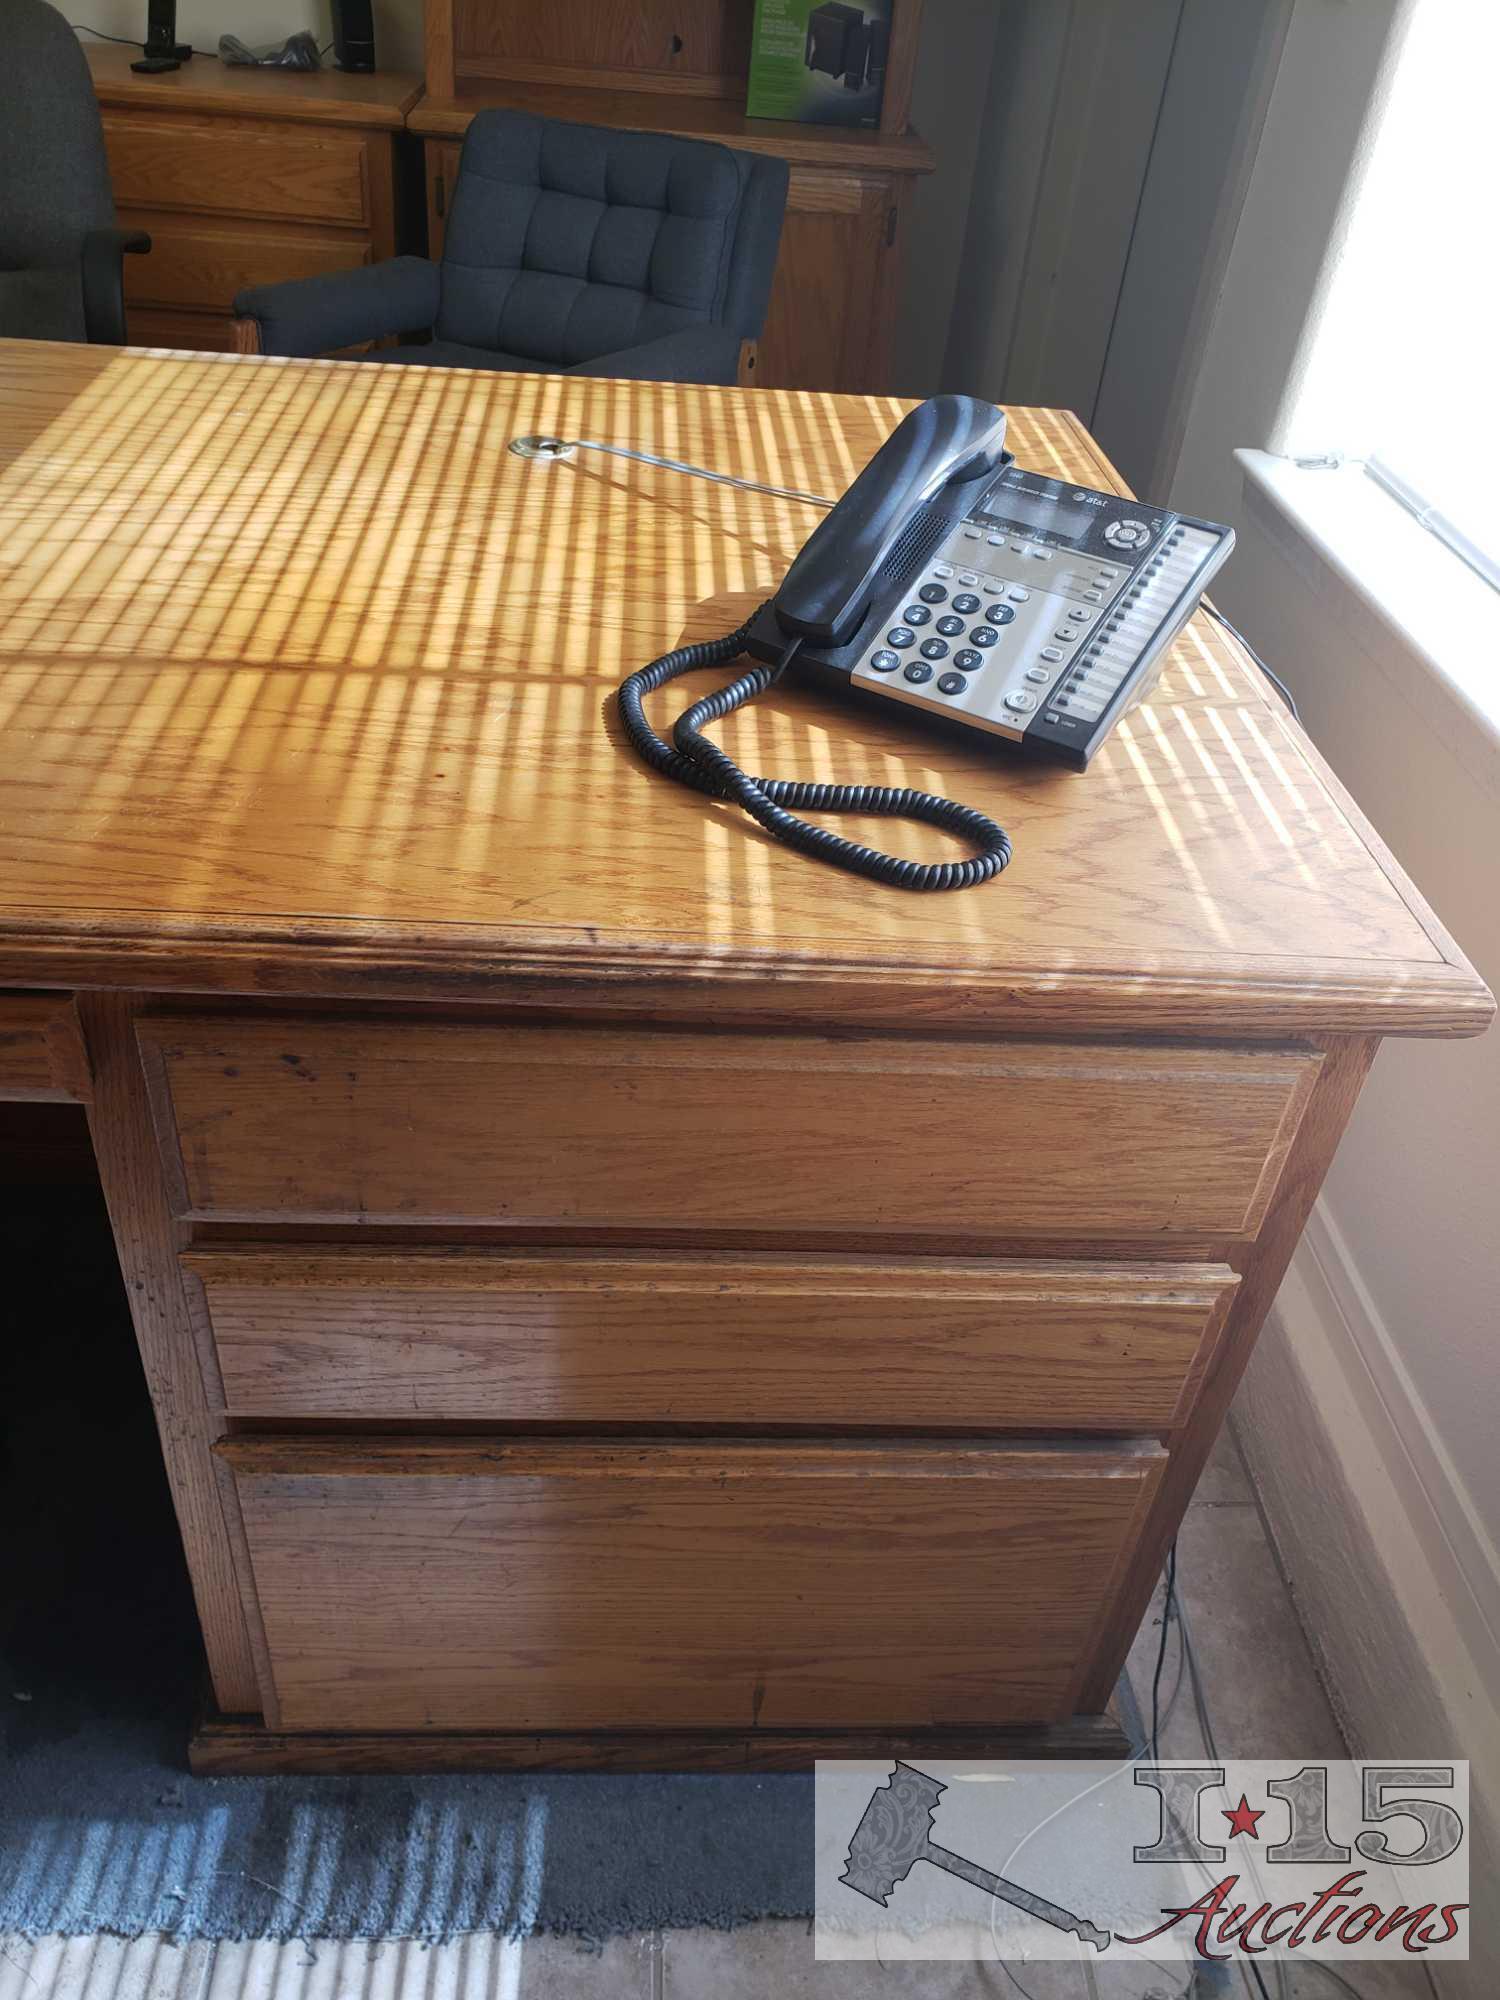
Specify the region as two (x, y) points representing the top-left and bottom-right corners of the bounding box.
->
(0, 1), (115, 340)
(437, 110), (788, 366)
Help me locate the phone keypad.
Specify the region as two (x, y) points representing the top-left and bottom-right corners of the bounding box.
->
(850, 511), (1230, 756)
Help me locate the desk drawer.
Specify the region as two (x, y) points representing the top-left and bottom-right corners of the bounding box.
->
(223, 1437), (1165, 1731)
(188, 1247), (1235, 1430)
(103, 115), (373, 228)
(141, 1018), (1319, 1243)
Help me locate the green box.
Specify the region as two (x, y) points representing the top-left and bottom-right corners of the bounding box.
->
(746, 0), (893, 130)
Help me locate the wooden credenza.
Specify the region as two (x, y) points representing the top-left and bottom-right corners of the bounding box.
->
(87, 45), (421, 353)
(0, 339), (1489, 1771)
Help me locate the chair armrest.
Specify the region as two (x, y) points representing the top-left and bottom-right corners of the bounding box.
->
(233, 258), (441, 359)
(565, 324), (745, 386)
(80, 228), (151, 346)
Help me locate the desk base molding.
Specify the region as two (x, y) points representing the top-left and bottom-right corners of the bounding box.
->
(189, 1713), (1133, 1775)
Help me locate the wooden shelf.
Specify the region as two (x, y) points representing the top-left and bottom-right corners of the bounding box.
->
(85, 44), (422, 130)
(408, 77), (934, 175)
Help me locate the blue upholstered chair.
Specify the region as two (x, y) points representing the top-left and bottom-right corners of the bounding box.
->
(0, 0), (150, 344)
(234, 109), (789, 385)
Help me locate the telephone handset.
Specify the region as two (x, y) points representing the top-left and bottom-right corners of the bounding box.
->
(770, 396), (1011, 646)
(617, 393), (1234, 892)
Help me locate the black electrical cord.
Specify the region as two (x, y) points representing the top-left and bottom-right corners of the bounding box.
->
(71, 22), (205, 52)
(1205, 602), (1300, 723)
(617, 607), (1013, 892)
(1149, 1538), (1178, 1767)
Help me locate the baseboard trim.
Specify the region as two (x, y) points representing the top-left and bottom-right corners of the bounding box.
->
(1297, 1200), (1500, 1663)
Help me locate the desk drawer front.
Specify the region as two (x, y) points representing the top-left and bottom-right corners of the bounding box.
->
(142, 1019), (1319, 1243)
(189, 1248), (1235, 1429)
(103, 115), (373, 228)
(224, 1438), (1165, 1731)
(123, 225), (370, 318)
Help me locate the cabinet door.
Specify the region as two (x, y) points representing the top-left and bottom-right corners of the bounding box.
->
(225, 1437), (1164, 1732)
(758, 169), (901, 393)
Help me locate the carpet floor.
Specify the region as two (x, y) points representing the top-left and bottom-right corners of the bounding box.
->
(0, 1170), (811, 1943)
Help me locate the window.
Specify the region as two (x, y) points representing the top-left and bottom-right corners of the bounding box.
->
(1275, 0), (1500, 587)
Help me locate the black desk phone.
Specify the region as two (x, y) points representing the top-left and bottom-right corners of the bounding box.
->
(618, 394), (1234, 893)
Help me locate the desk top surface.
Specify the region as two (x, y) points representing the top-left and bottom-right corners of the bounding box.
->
(0, 339), (1487, 1037)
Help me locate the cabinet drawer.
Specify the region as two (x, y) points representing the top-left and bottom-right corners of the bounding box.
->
(188, 1247), (1236, 1429)
(103, 115), (372, 227)
(141, 1018), (1319, 1243)
(124, 225), (369, 317)
(223, 1438), (1165, 1731)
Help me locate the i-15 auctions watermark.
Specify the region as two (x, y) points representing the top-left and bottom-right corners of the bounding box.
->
(814, 1760), (1469, 1964)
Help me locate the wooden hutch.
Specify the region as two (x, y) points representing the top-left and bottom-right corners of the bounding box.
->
(411, 0), (934, 391)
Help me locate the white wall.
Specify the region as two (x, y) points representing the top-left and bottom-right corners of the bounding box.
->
(1157, 1), (1500, 1987)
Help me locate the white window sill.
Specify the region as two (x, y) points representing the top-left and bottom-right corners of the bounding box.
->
(1236, 449), (1500, 767)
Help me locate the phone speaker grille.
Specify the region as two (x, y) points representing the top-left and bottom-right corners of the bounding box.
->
(877, 501), (956, 597)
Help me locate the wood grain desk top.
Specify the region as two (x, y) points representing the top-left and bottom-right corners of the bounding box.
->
(85, 44), (423, 129)
(0, 338), (1488, 1037)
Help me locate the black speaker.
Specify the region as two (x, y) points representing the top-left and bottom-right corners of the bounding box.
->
(331, 0), (376, 72)
(842, 20), (868, 87)
(805, 2), (862, 78)
(865, 15), (889, 87)
(132, 0), (190, 72)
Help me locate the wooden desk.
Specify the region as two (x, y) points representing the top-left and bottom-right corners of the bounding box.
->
(0, 339), (1489, 1771)
(86, 47), (422, 353)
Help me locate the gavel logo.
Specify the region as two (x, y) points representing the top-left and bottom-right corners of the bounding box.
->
(841, 1761), (1112, 1953)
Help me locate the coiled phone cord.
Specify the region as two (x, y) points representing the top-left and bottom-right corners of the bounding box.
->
(616, 607), (1013, 892)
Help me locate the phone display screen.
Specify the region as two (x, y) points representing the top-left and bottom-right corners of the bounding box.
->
(978, 489), (1096, 540)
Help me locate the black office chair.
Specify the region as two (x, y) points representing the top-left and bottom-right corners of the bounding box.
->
(0, 0), (150, 344)
(234, 109), (789, 385)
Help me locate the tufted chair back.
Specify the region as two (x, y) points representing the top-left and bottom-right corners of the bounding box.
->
(436, 111), (788, 367)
